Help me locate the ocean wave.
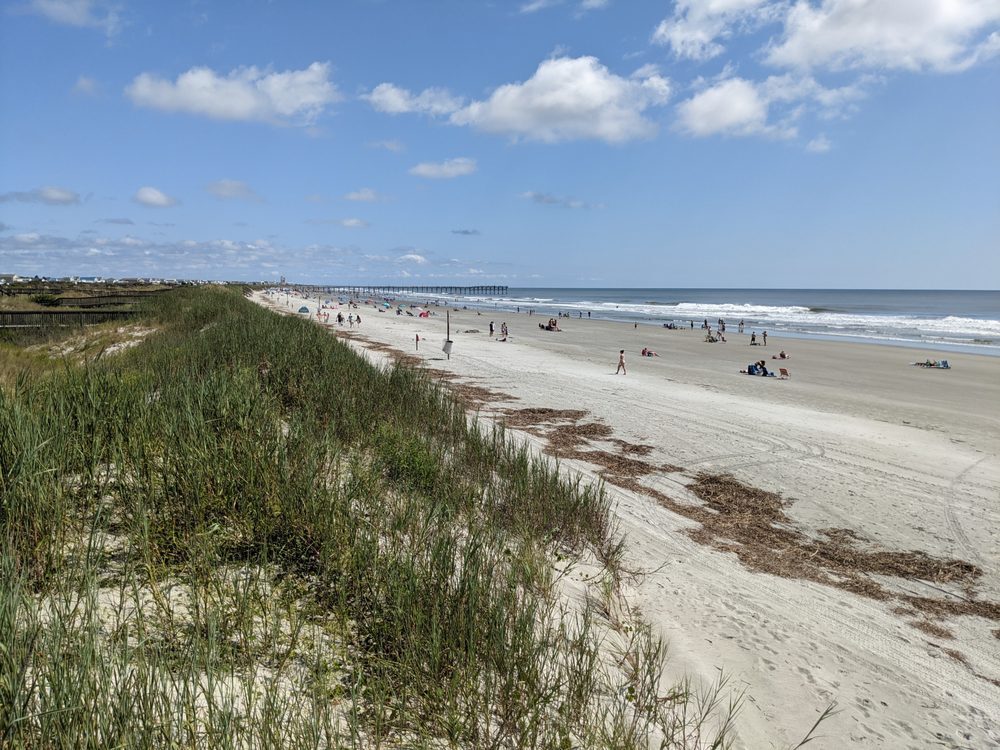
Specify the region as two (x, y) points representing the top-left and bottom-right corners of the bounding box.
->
(393, 290), (1000, 345)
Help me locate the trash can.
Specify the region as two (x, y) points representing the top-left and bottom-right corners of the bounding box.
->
(442, 340), (453, 356)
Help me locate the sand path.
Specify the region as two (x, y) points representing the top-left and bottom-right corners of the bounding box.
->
(259, 293), (1000, 749)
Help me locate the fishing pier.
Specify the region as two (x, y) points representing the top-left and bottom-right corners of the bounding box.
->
(299, 285), (508, 297)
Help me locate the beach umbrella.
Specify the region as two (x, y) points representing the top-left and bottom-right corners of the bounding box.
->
(297, 306), (309, 314)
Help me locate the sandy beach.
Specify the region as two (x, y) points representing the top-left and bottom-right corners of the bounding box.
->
(259, 292), (1000, 749)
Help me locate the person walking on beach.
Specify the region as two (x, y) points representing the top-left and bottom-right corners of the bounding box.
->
(750, 332), (757, 345)
(489, 321), (495, 337)
(616, 350), (626, 375)
(762, 330), (767, 346)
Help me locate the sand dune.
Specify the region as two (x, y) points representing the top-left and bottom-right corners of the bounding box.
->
(259, 292), (1000, 749)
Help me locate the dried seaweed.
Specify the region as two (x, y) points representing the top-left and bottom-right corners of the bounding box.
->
(911, 620), (954, 639)
(501, 408), (588, 427)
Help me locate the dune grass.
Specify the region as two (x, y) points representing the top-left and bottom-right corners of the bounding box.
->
(1, 287), (738, 748)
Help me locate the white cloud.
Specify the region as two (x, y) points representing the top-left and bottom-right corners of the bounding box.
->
(676, 77), (772, 137)
(396, 253), (429, 265)
(125, 62), (339, 125)
(134, 186), (178, 207)
(676, 73), (871, 138)
(207, 179), (261, 201)
(365, 83), (463, 115)
(766, 0), (1000, 72)
(806, 134), (832, 152)
(520, 0), (561, 12)
(653, 0), (1000, 72)
(368, 139), (405, 152)
(344, 187), (380, 201)
(409, 157), (477, 179)
(73, 75), (98, 95)
(520, 191), (603, 209)
(652, 0), (775, 61)
(519, 0), (607, 13)
(0, 186), (80, 205)
(339, 218), (368, 228)
(450, 56), (670, 143)
(26, 0), (120, 36)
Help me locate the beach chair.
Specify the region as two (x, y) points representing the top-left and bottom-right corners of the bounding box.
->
(779, 367), (790, 379)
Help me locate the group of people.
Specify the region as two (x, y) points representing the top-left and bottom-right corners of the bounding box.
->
(321, 311), (360, 327)
(540, 318), (562, 331)
(749, 330), (768, 346)
(489, 321), (509, 340)
(742, 360), (775, 377)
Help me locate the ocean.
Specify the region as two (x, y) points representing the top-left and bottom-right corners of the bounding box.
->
(394, 288), (1000, 356)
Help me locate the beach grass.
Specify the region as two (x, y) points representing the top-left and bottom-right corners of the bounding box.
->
(0, 287), (741, 748)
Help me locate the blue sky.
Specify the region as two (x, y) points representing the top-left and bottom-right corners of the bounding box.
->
(1, 0), (998, 288)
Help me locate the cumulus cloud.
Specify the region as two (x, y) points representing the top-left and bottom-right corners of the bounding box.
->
(450, 56), (670, 143)
(766, 0), (1000, 72)
(365, 83), (463, 115)
(0, 186), (81, 205)
(678, 77), (786, 137)
(134, 186), (178, 207)
(396, 253), (429, 264)
(676, 73), (871, 138)
(653, 0), (776, 61)
(654, 0), (1000, 73)
(125, 62), (339, 125)
(409, 157), (477, 179)
(207, 179), (261, 201)
(24, 0), (120, 36)
(344, 187), (380, 201)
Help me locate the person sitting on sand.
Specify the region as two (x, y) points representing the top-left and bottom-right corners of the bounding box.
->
(759, 360), (770, 376)
(772, 350), (788, 360)
(641, 347), (648, 356)
(645, 348), (659, 357)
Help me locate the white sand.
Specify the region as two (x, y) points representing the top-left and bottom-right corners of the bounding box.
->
(258, 292), (1000, 749)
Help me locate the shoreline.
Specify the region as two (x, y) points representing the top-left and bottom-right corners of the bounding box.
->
(318, 288), (1000, 358)
(260, 291), (1000, 748)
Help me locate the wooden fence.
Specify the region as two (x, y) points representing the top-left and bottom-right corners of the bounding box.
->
(0, 310), (139, 328)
